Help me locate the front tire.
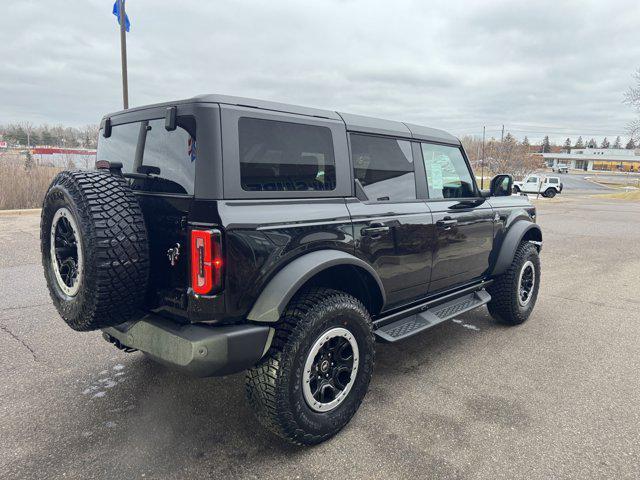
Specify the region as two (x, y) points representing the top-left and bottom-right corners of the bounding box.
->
(544, 188), (557, 198)
(487, 242), (540, 325)
(245, 288), (375, 445)
(513, 186), (521, 193)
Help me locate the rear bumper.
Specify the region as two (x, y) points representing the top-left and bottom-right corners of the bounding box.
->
(102, 315), (272, 377)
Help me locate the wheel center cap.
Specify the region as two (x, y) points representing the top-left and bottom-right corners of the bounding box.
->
(319, 360), (330, 373)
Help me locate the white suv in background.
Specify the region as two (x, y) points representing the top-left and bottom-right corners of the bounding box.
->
(513, 175), (563, 198)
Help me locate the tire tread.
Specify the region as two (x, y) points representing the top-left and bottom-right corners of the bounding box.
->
(245, 287), (374, 445)
(41, 170), (149, 331)
(487, 241), (540, 325)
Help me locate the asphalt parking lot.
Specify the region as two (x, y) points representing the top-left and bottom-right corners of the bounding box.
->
(1, 194), (639, 479)
(551, 173), (611, 193)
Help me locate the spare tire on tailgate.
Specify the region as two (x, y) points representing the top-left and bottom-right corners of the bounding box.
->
(40, 170), (149, 331)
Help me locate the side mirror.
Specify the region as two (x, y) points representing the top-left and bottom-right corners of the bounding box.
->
(489, 174), (513, 197)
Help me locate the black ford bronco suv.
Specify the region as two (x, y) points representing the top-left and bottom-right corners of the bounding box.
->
(41, 94), (542, 445)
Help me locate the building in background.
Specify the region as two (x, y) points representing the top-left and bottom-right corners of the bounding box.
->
(31, 147), (96, 169)
(543, 148), (640, 172)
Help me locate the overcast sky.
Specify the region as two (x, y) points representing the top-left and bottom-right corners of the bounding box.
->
(1, 0), (639, 143)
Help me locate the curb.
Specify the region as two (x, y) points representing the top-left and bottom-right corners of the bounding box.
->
(0, 208), (42, 217)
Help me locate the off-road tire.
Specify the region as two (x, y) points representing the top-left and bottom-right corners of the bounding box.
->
(41, 170), (149, 331)
(245, 288), (375, 445)
(487, 241), (540, 325)
(513, 185), (521, 193)
(544, 188), (557, 198)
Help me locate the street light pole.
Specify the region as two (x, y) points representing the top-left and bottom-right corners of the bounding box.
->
(119, 0), (129, 109)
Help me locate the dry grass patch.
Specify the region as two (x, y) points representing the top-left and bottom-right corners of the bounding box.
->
(597, 189), (640, 201)
(0, 163), (61, 210)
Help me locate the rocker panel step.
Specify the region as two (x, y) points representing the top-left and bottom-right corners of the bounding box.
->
(374, 290), (491, 342)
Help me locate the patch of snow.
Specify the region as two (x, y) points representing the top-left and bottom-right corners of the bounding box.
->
(82, 385), (99, 395)
(462, 324), (480, 331)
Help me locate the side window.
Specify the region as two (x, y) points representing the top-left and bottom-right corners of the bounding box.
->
(549, 178), (558, 184)
(420, 143), (475, 199)
(239, 117), (335, 192)
(350, 134), (416, 202)
(97, 118), (196, 194)
(527, 177), (538, 183)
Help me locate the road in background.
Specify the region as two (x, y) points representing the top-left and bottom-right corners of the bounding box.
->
(554, 173), (611, 193)
(544, 171), (640, 194)
(2, 197), (640, 479)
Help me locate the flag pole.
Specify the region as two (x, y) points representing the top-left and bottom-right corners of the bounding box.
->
(119, 0), (129, 109)
(480, 125), (486, 189)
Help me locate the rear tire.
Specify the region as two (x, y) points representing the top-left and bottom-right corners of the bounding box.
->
(513, 186), (521, 193)
(41, 170), (149, 331)
(544, 188), (556, 198)
(245, 288), (375, 445)
(487, 242), (540, 325)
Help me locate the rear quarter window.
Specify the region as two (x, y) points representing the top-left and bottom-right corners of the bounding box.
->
(97, 118), (196, 195)
(238, 117), (336, 192)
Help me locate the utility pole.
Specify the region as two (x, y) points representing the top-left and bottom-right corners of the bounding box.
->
(501, 124), (504, 142)
(119, 0), (129, 109)
(481, 126), (486, 189)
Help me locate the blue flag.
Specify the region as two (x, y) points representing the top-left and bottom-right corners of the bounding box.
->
(112, 1), (131, 32)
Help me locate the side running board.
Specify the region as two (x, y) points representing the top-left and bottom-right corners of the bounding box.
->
(374, 290), (491, 342)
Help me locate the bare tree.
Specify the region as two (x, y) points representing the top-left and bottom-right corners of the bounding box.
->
(21, 121), (34, 147)
(0, 122), (100, 149)
(623, 68), (640, 141)
(79, 124), (100, 149)
(461, 133), (539, 180)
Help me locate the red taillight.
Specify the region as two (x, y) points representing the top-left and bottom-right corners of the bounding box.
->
(190, 229), (223, 295)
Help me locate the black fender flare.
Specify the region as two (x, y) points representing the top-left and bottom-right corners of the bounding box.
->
(491, 221), (542, 277)
(246, 250), (386, 323)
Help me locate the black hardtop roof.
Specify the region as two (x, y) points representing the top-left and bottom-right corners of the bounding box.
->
(103, 94), (460, 146)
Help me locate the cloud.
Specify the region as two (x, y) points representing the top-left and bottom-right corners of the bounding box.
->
(1, 0), (638, 143)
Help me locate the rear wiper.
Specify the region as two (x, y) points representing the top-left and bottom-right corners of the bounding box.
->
(123, 165), (161, 180)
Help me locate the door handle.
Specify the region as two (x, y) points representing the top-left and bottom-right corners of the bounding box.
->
(436, 218), (457, 229)
(361, 222), (390, 236)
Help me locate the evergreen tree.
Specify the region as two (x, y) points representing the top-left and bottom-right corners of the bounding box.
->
(574, 136), (585, 148)
(24, 151), (34, 170)
(626, 138), (637, 149)
(522, 136), (530, 147)
(613, 136), (622, 149)
(14, 126), (28, 145)
(41, 127), (54, 146)
(563, 138), (571, 153)
(541, 136), (551, 153)
(587, 138), (597, 148)
(600, 137), (610, 148)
